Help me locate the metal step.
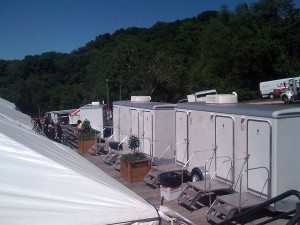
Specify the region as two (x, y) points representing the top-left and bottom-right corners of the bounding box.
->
(144, 169), (159, 187)
(212, 204), (230, 216)
(178, 195), (193, 207)
(183, 188), (198, 198)
(206, 214), (222, 224)
(113, 160), (121, 171)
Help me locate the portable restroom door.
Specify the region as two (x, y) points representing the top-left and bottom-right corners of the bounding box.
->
(113, 106), (120, 142)
(215, 116), (234, 182)
(247, 120), (271, 197)
(175, 111), (188, 164)
(143, 111), (153, 156)
(130, 109), (139, 137)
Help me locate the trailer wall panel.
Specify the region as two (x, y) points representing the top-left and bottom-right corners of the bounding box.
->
(153, 110), (175, 164)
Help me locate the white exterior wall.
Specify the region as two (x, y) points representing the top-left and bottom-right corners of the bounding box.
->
(187, 110), (216, 175)
(113, 104), (175, 162)
(153, 110), (175, 164)
(118, 106), (131, 145)
(113, 106), (120, 142)
(80, 107), (104, 133)
(175, 107), (277, 196)
(274, 117), (300, 209)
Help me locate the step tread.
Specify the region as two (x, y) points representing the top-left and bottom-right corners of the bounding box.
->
(183, 188), (199, 198)
(178, 196), (193, 206)
(212, 204), (230, 216)
(206, 214), (222, 224)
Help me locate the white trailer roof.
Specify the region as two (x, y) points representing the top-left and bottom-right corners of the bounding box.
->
(176, 102), (300, 119)
(114, 100), (175, 110)
(47, 109), (77, 115)
(80, 104), (106, 109)
(0, 100), (159, 224)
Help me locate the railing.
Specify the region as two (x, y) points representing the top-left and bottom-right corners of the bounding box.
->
(218, 190), (300, 225)
(139, 137), (153, 156)
(181, 146), (217, 183)
(233, 155), (249, 191)
(204, 156), (233, 205)
(238, 166), (270, 212)
(175, 141), (189, 164)
(155, 145), (171, 165)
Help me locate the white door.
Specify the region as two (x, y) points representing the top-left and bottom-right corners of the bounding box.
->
(143, 111), (153, 156)
(113, 106), (120, 142)
(175, 111), (188, 164)
(247, 120), (271, 196)
(130, 109), (139, 137)
(215, 116), (234, 182)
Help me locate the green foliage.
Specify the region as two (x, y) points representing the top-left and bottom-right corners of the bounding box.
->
(128, 135), (140, 152)
(82, 119), (91, 132)
(0, 0), (299, 115)
(121, 152), (147, 164)
(78, 119), (93, 140)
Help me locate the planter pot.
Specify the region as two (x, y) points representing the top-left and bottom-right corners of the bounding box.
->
(78, 138), (96, 154)
(121, 159), (151, 183)
(160, 185), (182, 201)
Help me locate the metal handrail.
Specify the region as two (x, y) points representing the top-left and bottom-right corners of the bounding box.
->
(181, 146), (217, 183)
(205, 156), (233, 205)
(218, 190), (300, 225)
(115, 136), (128, 157)
(175, 141), (189, 164)
(233, 155), (250, 191)
(155, 146), (171, 165)
(238, 166), (270, 212)
(107, 132), (117, 141)
(139, 137), (153, 155)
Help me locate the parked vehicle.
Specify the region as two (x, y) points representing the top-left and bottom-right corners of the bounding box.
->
(281, 78), (300, 103)
(259, 77), (300, 99)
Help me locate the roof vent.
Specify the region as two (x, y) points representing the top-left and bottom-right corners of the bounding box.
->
(206, 93), (238, 104)
(131, 96), (151, 102)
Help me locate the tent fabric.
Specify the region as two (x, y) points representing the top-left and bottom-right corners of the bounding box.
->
(0, 99), (159, 225)
(0, 97), (16, 109)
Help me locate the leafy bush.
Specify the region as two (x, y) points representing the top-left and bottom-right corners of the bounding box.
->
(128, 135), (140, 152)
(121, 152), (146, 164)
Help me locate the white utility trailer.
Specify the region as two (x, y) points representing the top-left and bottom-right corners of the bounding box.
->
(113, 96), (175, 163)
(79, 102), (107, 135)
(175, 95), (300, 212)
(46, 109), (76, 124)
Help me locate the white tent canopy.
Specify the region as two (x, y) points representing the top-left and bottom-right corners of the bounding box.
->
(0, 99), (159, 225)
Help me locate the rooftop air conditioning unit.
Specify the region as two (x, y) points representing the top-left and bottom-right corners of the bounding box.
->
(131, 96), (151, 102)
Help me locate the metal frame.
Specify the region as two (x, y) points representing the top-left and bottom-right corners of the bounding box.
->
(130, 108), (139, 137)
(246, 119), (272, 198)
(142, 110), (154, 156)
(214, 115), (235, 182)
(113, 106), (120, 141)
(174, 110), (190, 165)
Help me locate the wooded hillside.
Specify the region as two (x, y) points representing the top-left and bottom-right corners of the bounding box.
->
(0, 0), (299, 116)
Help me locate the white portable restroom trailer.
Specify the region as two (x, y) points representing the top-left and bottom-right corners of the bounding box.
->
(79, 102), (107, 135)
(175, 101), (300, 210)
(113, 99), (175, 164)
(46, 109), (76, 124)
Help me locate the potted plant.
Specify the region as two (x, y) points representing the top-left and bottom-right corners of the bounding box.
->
(120, 135), (151, 183)
(77, 119), (96, 154)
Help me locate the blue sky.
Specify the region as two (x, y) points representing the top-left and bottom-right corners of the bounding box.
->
(0, 0), (297, 60)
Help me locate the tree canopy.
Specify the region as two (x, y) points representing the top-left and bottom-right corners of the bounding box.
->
(0, 0), (299, 116)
